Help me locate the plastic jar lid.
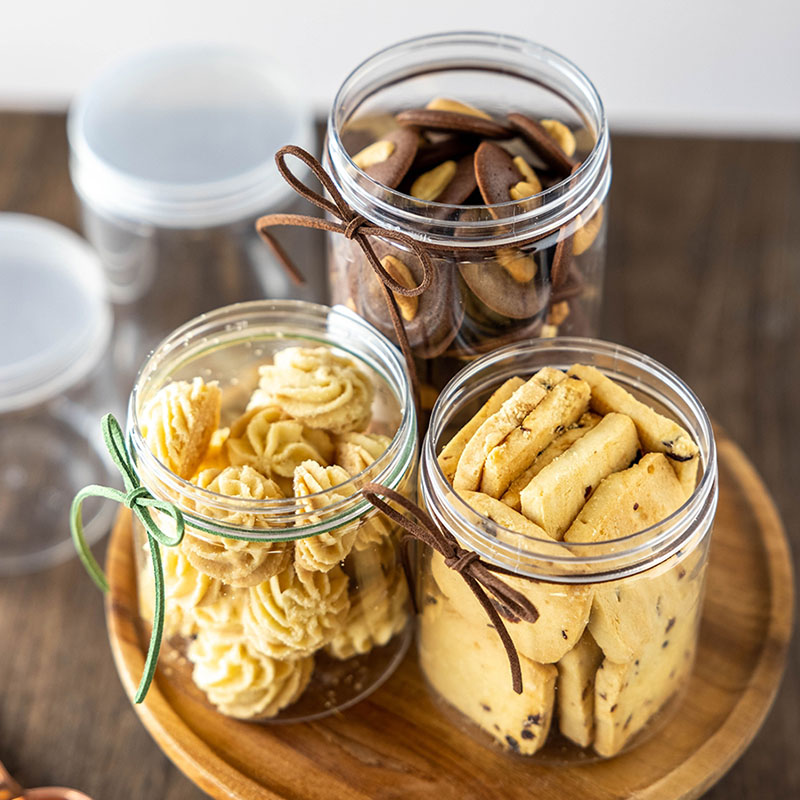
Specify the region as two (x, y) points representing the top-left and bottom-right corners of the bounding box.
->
(67, 45), (314, 229)
(0, 214), (112, 413)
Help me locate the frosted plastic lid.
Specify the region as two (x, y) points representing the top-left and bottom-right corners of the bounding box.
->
(0, 214), (112, 412)
(67, 46), (314, 228)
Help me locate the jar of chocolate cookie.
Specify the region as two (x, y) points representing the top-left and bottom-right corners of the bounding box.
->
(127, 300), (416, 721)
(325, 33), (611, 401)
(414, 337), (717, 760)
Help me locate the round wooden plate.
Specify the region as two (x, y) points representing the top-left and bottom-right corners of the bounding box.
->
(106, 431), (794, 800)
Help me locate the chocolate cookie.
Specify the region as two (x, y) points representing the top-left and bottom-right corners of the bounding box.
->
(352, 126), (420, 189)
(432, 153), (478, 205)
(459, 250), (545, 320)
(507, 113), (577, 176)
(348, 240), (464, 359)
(412, 132), (480, 172)
(474, 140), (524, 208)
(396, 108), (512, 139)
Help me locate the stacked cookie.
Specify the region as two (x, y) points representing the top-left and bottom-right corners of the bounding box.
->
(422, 364), (704, 756)
(137, 345), (409, 720)
(332, 96), (604, 384)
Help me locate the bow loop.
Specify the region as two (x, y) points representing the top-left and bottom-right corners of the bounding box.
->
(362, 482), (539, 694)
(256, 145), (438, 412)
(71, 413), (186, 704)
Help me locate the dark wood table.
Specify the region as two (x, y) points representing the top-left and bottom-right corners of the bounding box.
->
(0, 113), (797, 799)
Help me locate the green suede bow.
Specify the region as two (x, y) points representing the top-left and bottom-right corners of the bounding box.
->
(70, 414), (185, 703)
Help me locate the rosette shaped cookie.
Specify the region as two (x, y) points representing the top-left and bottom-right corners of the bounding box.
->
(188, 628), (314, 720)
(326, 551), (409, 660)
(181, 466), (293, 588)
(139, 536), (222, 638)
(140, 377), (221, 479)
(252, 347), (374, 434)
(293, 461), (359, 572)
(226, 406), (334, 482)
(333, 431), (392, 476)
(243, 563), (350, 659)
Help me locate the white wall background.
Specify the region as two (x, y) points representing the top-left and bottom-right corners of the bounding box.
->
(2, 0), (799, 135)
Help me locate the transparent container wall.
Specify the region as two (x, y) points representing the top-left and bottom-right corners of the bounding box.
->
(415, 337), (716, 761)
(129, 305), (417, 722)
(326, 35), (610, 399)
(416, 531), (709, 761)
(133, 494), (413, 723)
(80, 198), (329, 390)
(329, 204), (607, 395)
(0, 359), (121, 575)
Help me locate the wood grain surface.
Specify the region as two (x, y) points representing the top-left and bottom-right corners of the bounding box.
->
(105, 430), (793, 800)
(0, 113), (798, 799)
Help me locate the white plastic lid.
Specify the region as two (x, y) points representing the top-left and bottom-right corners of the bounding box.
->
(67, 46), (314, 229)
(0, 214), (112, 413)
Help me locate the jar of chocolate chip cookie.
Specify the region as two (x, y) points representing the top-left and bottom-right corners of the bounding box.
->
(325, 33), (611, 401)
(128, 300), (416, 721)
(416, 337), (717, 760)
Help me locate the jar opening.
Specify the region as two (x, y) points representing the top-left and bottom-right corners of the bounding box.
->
(128, 300), (417, 540)
(326, 32), (611, 247)
(421, 337), (718, 582)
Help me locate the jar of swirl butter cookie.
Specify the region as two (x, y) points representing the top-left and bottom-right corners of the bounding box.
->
(415, 337), (717, 760)
(128, 300), (416, 721)
(325, 33), (611, 401)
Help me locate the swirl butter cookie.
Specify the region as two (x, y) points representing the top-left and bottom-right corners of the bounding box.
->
(226, 405), (334, 483)
(293, 461), (359, 573)
(180, 465), (292, 588)
(333, 431), (391, 476)
(243, 563), (349, 659)
(253, 347), (374, 434)
(188, 628), (314, 720)
(139, 377), (221, 479)
(326, 559), (409, 660)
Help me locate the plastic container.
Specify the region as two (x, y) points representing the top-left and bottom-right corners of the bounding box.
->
(129, 300), (417, 721)
(416, 337), (717, 761)
(325, 33), (611, 399)
(0, 214), (117, 574)
(67, 45), (317, 314)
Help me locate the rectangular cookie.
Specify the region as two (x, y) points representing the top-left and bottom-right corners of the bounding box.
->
(419, 599), (557, 756)
(520, 412), (640, 539)
(588, 545), (707, 663)
(564, 453), (700, 662)
(430, 542), (593, 665)
(593, 609), (698, 757)
(480, 376), (591, 498)
(567, 363), (699, 498)
(453, 368), (566, 492)
(556, 630), (603, 748)
(501, 412), (602, 511)
(563, 452), (686, 544)
(438, 376), (525, 483)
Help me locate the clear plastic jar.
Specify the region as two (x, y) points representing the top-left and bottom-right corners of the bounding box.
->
(128, 300), (417, 722)
(325, 33), (611, 398)
(416, 337), (717, 760)
(67, 46), (319, 387)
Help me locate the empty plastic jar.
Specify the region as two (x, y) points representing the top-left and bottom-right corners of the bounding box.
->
(67, 45), (317, 309)
(0, 214), (117, 574)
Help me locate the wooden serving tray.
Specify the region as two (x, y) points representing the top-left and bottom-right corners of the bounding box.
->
(105, 430), (794, 800)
